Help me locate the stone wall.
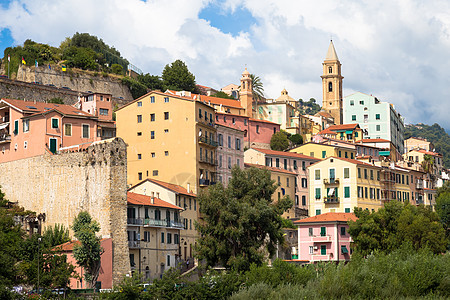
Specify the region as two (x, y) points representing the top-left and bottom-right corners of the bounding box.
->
(0, 137), (130, 285)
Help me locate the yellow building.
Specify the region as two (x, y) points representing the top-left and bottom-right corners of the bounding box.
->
(245, 163), (297, 219)
(290, 142), (356, 160)
(116, 91), (216, 193)
(309, 157), (384, 215)
(316, 123), (364, 143)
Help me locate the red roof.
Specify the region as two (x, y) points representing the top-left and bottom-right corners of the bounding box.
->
(359, 138), (391, 143)
(130, 178), (196, 197)
(166, 90), (244, 109)
(416, 149), (442, 157)
(331, 156), (377, 167)
(127, 192), (182, 209)
(252, 148), (319, 161)
(318, 128), (338, 135)
(1, 98), (95, 118)
(324, 123), (360, 132)
(244, 162), (297, 175)
(294, 212), (357, 224)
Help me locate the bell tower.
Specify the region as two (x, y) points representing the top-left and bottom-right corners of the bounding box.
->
(239, 67), (253, 117)
(321, 40), (343, 124)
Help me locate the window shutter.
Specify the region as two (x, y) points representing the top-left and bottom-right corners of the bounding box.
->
(320, 227), (326, 236)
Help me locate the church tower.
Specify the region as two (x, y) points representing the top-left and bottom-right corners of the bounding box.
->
(239, 67), (253, 117)
(321, 40), (343, 124)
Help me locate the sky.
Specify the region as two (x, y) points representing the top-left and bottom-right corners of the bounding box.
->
(0, 0), (449, 132)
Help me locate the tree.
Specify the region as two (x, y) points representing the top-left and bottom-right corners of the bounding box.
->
(211, 91), (235, 99)
(42, 224), (70, 248)
(122, 76), (148, 99)
(270, 131), (290, 151)
(349, 201), (447, 256)
(250, 74), (264, 102)
(162, 59), (197, 92)
(288, 134), (303, 146)
(137, 73), (164, 91)
(63, 46), (99, 70)
(71, 211), (104, 289)
(195, 166), (292, 272)
(111, 63), (124, 75)
(421, 154), (435, 174)
(436, 181), (450, 243)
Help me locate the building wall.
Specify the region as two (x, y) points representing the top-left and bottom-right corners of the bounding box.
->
(216, 124), (244, 186)
(0, 138), (130, 286)
(404, 137), (434, 153)
(290, 143), (356, 160)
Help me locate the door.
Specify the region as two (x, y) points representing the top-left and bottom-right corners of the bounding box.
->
(49, 138), (57, 154)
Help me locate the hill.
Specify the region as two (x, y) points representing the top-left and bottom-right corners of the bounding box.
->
(405, 123), (450, 168)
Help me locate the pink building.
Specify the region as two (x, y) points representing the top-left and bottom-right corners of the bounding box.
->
(216, 112), (280, 149)
(0, 96), (115, 162)
(294, 212), (357, 263)
(78, 93), (116, 139)
(216, 124), (244, 186)
(56, 238), (113, 290)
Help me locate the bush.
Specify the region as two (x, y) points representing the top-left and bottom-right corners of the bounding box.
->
(111, 64), (124, 75)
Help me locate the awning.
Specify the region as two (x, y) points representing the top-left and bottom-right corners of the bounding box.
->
(379, 151), (390, 156)
(0, 123), (9, 130)
(345, 130), (353, 134)
(341, 245), (349, 254)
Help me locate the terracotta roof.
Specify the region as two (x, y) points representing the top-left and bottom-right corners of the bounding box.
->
(244, 163), (297, 175)
(325, 123), (360, 131)
(252, 148), (319, 161)
(318, 128), (338, 135)
(294, 212), (357, 224)
(249, 118), (280, 125)
(315, 111), (334, 119)
(127, 192), (183, 209)
(332, 156), (378, 167)
(216, 111), (248, 118)
(416, 149), (442, 157)
(166, 90), (243, 109)
(359, 138), (391, 143)
(1, 98), (94, 118)
(54, 238), (108, 251)
(131, 178), (196, 197)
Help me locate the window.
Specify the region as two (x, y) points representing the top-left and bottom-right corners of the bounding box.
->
(236, 138), (241, 150)
(164, 97), (169, 103)
(82, 124), (89, 138)
(151, 152), (155, 157)
(284, 159), (287, 170)
(164, 112), (169, 120)
(322, 151), (326, 158)
(256, 125), (260, 133)
(13, 120), (18, 135)
(137, 115), (142, 123)
(150, 113), (155, 121)
(151, 131), (155, 139)
(344, 186), (350, 198)
(341, 227), (346, 235)
(167, 233), (172, 244)
(328, 66), (332, 73)
(99, 108), (109, 116)
(286, 178), (289, 187)
(244, 119), (247, 125)
(350, 100), (354, 106)
(150, 96), (155, 103)
(194, 199), (197, 211)
(228, 157), (231, 169)
(165, 151), (169, 156)
(358, 168), (361, 178)
(137, 132), (142, 136)
(328, 82), (332, 92)
(22, 119), (30, 132)
(293, 160), (297, 169)
(364, 169), (368, 179)
(360, 100), (364, 105)
(320, 227), (326, 236)
(309, 246), (314, 254)
(301, 178), (307, 188)
(161, 232), (164, 243)
(364, 114), (368, 123)
(370, 170), (374, 180)
(138, 172), (142, 180)
(302, 195), (306, 206)
(51, 118), (59, 129)
(376, 125), (380, 131)
(276, 158), (280, 168)
(321, 245), (326, 255)
(316, 209), (321, 215)
(315, 169), (320, 180)
(137, 101), (142, 107)
(345, 208), (351, 213)
(315, 188), (321, 199)
(309, 228), (313, 236)
(198, 108), (202, 119)
(352, 115), (356, 121)
(302, 161), (306, 170)
(64, 123), (72, 136)
(228, 136), (231, 148)
(153, 170), (158, 176)
(344, 168), (349, 178)
(375, 114), (380, 120)
(138, 154), (142, 160)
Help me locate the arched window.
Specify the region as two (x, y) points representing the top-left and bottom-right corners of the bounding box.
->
(328, 82), (333, 92)
(328, 66), (332, 73)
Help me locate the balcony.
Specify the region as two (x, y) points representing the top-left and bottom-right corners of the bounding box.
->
(323, 178), (339, 185)
(128, 240), (140, 248)
(199, 156), (217, 165)
(143, 218), (185, 229)
(324, 197), (339, 204)
(199, 178), (210, 186)
(0, 133), (11, 144)
(198, 136), (218, 147)
(311, 254), (333, 261)
(416, 181), (423, 189)
(313, 235), (332, 242)
(127, 218), (143, 226)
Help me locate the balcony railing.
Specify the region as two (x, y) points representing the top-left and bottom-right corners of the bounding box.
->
(323, 178), (339, 184)
(199, 156), (218, 165)
(143, 218), (185, 229)
(127, 218), (143, 225)
(313, 235), (332, 242)
(324, 197), (339, 204)
(128, 240), (140, 248)
(198, 136), (218, 147)
(199, 178), (210, 186)
(0, 134), (11, 144)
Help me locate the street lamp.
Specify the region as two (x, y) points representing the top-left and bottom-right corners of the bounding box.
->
(37, 237), (41, 293)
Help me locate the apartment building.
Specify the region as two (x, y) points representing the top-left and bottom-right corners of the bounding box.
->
(216, 124), (244, 186)
(0, 98), (107, 162)
(290, 142), (356, 160)
(244, 148), (319, 218)
(343, 92), (405, 154)
(244, 163), (297, 219)
(128, 178), (198, 262)
(78, 92), (116, 139)
(294, 212), (357, 263)
(127, 192), (183, 280)
(316, 123), (364, 143)
(404, 137), (434, 153)
(403, 149), (444, 177)
(115, 91), (216, 193)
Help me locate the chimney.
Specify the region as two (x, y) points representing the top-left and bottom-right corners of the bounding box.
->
(156, 192), (160, 199)
(187, 183), (190, 192)
(151, 192), (155, 204)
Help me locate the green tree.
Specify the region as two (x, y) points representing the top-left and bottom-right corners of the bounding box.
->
(111, 63), (124, 75)
(288, 134), (303, 146)
(71, 211), (104, 289)
(161, 59), (197, 92)
(250, 74), (264, 102)
(42, 223), (70, 248)
(63, 46), (99, 70)
(349, 201), (447, 255)
(137, 73), (164, 91)
(436, 181), (450, 243)
(211, 91), (235, 99)
(195, 166), (292, 271)
(270, 131), (290, 151)
(122, 76), (148, 99)
(421, 154), (435, 174)
(47, 97), (64, 104)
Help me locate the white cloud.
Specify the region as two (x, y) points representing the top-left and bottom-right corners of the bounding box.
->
(0, 0), (449, 130)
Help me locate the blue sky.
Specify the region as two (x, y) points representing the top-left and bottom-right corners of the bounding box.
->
(0, 0), (450, 132)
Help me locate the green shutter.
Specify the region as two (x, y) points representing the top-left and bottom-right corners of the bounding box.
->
(344, 187), (350, 198)
(345, 208), (350, 213)
(315, 188), (321, 199)
(340, 227), (346, 235)
(321, 245), (326, 255)
(320, 227), (326, 236)
(14, 120), (18, 135)
(52, 118), (59, 128)
(322, 151), (326, 158)
(316, 209), (321, 216)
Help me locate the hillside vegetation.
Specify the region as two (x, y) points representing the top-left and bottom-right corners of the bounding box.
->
(405, 123), (450, 168)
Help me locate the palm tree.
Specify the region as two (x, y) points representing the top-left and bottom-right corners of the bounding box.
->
(250, 74), (265, 102)
(421, 154), (435, 174)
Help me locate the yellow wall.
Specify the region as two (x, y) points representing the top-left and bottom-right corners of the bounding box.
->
(271, 170), (296, 219)
(290, 143), (355, 160)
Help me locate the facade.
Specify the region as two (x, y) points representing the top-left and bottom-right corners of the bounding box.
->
(404, 137), (434, 153)
(257, 89), (298, 134)
(221, 83), (240, 99)
(78, 92), (116, 139)
(128, 178), (198, 263)
(216, 124), (245, 186)
(290, 142), (356, 160)
(294, 212), (357, 262)
(356, 138), (400, 162)
(244, 148), (319, 218)
(316, 123), (364, 143)
(115, 91), (217, 193)
(244, 163), (297, 219)
(127, 192), (183, 280)
(343, 92), (405, 154)
(0, 98), (105, 162)
(321, 41), (343, 125)
(215, 112), (280, 149)
(403, 149), (444, 177)
(309, 157), (384, 215)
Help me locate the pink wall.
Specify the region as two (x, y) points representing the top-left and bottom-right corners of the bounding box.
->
(297, 222), (352, 262)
